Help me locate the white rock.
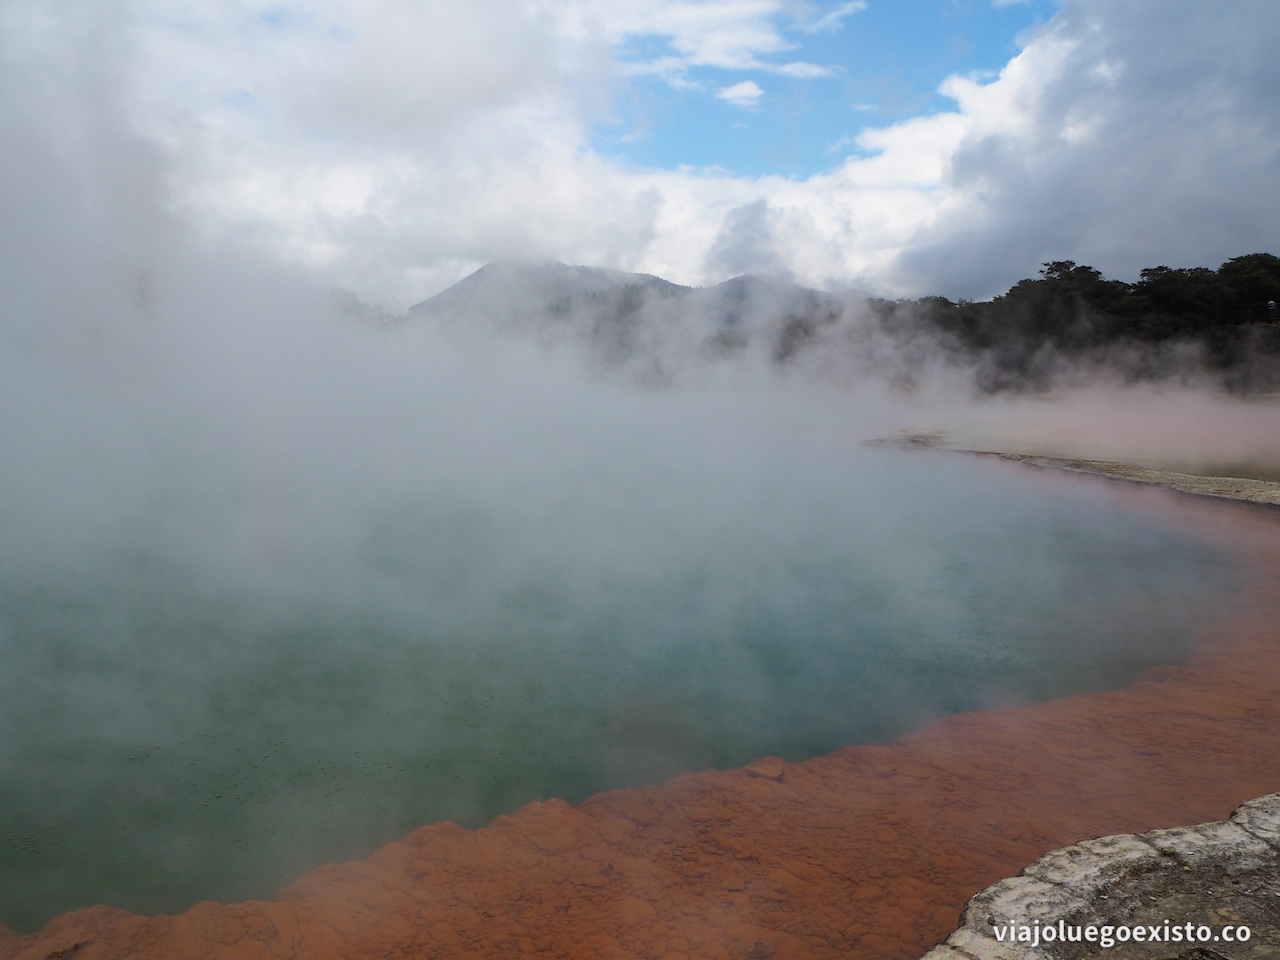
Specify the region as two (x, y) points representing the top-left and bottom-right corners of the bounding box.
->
(946, 926), (1048, 960)
(1146, 820), (1273, 873)
(1022, 833), (1160, 888)
(961, 876), (1064, 927)
(1231, 792), (1280, 849)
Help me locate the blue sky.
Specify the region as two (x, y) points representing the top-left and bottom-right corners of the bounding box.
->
(596, 1), (1061, 178)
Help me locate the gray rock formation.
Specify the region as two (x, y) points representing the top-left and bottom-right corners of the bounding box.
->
(921, 793), (1280, 960)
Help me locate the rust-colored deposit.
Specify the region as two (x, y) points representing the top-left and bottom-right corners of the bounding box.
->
(4, 483), (1280, 960)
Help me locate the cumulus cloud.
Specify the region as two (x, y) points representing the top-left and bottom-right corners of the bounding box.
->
(887, 0), (1280, 296)
(705, 198), (788, 276)
(3, 0), (1277, 308)
(716, 79), (765, 108)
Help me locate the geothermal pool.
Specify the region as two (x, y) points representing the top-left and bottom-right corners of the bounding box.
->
(0, 388), (1239, 932)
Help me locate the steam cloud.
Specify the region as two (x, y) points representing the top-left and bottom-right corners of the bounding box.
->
(0, 8), (1271, 937)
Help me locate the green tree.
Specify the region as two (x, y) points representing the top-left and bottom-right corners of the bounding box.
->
(1217, 253), (1280, 305)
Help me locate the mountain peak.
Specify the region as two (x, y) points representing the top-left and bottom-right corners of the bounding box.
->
(408, 260), (688, 319)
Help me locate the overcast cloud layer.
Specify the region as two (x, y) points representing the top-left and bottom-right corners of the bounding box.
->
(2, 0), (1278, 308)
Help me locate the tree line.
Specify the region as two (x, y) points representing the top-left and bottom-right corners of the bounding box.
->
(868, 252), (1280, 391)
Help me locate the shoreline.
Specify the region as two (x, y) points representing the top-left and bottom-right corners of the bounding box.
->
(969, 451), (1280, 509)
(865, 432), (1280, 509)
(5, 462), (1280, 960)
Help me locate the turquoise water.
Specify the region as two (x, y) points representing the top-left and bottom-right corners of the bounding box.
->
(0, 433), (1238, 933)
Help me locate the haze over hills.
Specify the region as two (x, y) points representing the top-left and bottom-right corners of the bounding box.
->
(404, 260), (855, 383)
(406, 259), (846, 331)
(401, 256), (1280, 393)
(408, 260), (690, 321)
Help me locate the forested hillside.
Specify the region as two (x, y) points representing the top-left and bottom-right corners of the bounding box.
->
(870, 253), (1280, 391)
(403, 254), (1280, 393)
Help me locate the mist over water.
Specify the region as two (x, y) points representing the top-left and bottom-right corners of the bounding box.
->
(0, 274), (1241, 929)
(0, 92), (1248, 934)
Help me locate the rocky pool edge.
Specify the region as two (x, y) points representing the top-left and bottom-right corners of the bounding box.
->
(922, 792), (1280, 960)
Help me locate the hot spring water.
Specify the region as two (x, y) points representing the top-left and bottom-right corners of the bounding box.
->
(0, 383), (1238, 931)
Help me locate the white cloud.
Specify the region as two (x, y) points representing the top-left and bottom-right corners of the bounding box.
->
(716, 79), (765, 108)
(705, 198), (786, 275)
(798, 1), (868, 34)
(552, 0), (839, 82)
(886, 0), (1280, 295)
(773, 60), (837, 78)
(3, 0), (1278, 309)
(555, 0), (792, 73)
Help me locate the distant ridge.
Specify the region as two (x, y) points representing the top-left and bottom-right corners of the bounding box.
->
(407, 260), (690, 321)
(400, 260), (855, 381)
(397, 252), (1280, 393)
